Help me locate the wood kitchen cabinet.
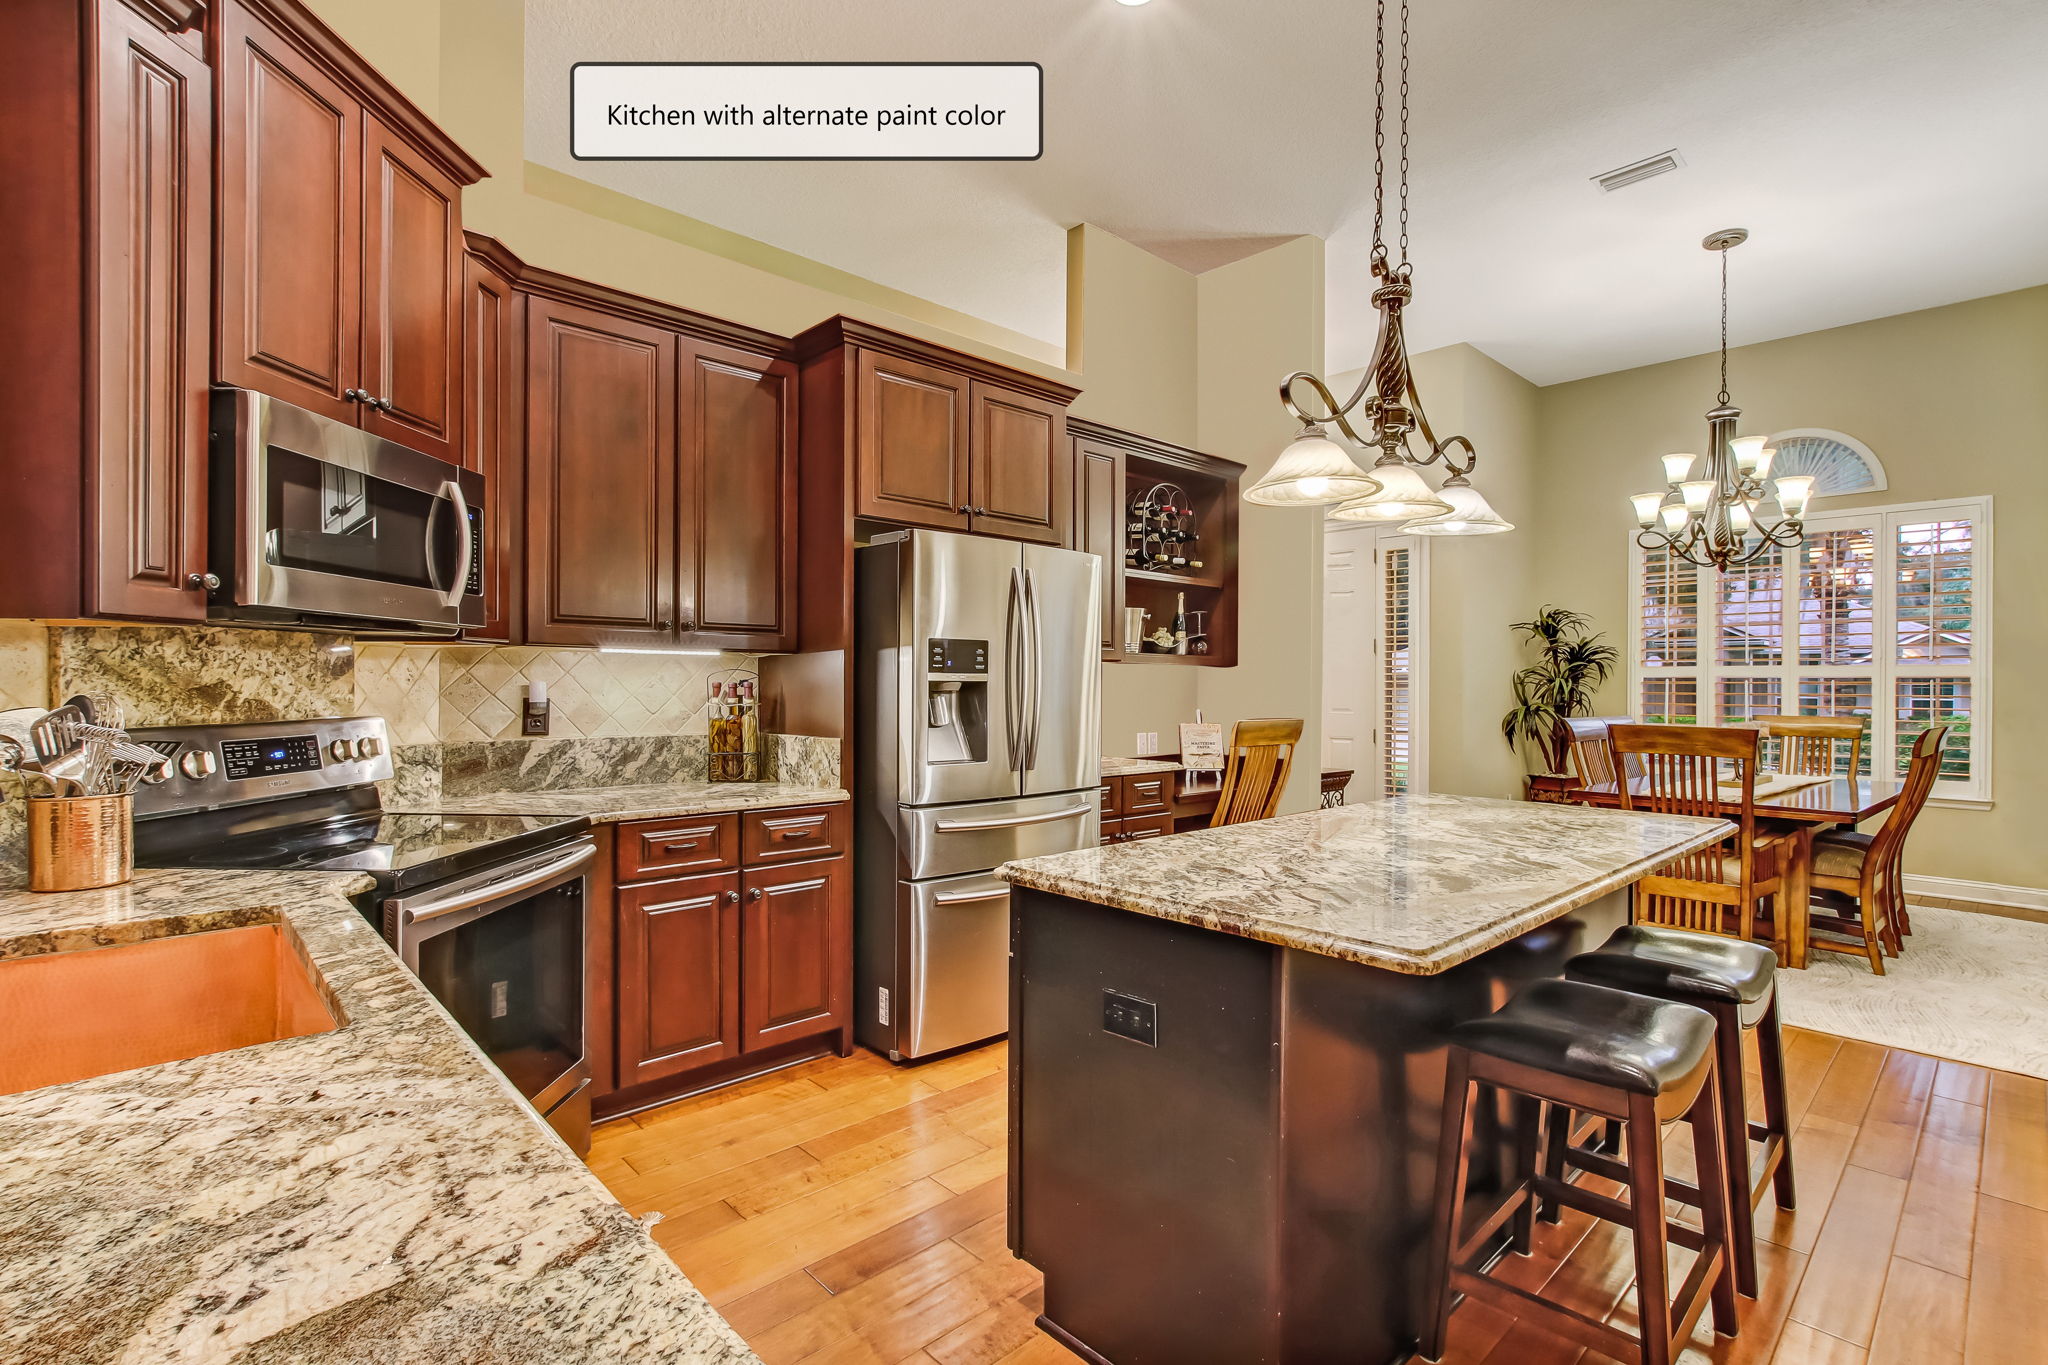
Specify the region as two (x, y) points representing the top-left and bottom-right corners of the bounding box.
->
(600, 804), (850, 1112)
(1, 0), (212, 621)
(214, 0), (483, 462)
(512, 254), (799, 651)
(1073, 434), (1126, 658)
(460, 236), (523, 640)
(799, 318), (1079, 546)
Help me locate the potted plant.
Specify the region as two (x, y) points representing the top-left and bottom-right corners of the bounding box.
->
(1501, 606), (1619, 780)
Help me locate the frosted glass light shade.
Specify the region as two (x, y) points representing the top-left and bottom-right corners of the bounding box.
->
(1730, 435), (1768, 473)
(1728, 502), (1753, 535)
(1405, 481), (1513, 536)
(1661, 453), (1697, 484)
(1679, 480), (1715, 511)
(1753, 443), (1777, 480)
(1774, 474), (1815, 518)
(1244, 429), (1380, 506)
(1630, 492), (1666, 527)
(1328, 460), (1452, 522)
(1661, 503), (1690, 532)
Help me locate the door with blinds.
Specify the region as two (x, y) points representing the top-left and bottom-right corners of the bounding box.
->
(1322, 527), (1427, 801)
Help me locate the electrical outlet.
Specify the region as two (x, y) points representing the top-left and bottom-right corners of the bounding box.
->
(1136, 731), (1159, 755)
(1101, 990), (1157, 1047)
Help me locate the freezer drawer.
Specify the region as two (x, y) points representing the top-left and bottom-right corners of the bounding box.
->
(899, 790), (1101, 881)
(901, 871), (1013, 1059)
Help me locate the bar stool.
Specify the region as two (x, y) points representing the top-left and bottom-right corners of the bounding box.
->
(1562, 925), (1796, 1298)
(1420, 979), (1739, 1365)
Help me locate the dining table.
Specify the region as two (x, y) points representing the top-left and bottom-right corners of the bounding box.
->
(1567, 773), (1907, 967)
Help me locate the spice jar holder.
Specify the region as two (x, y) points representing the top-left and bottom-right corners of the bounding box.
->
(704, 668), (764, 783)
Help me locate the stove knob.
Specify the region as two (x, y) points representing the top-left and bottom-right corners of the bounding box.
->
(178, 749), (217, 780)
(354, 736), (384, 760)
(328, 739), (354, 763)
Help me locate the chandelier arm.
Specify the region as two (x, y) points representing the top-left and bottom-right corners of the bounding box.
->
(1279, 371), (1377, 446)
(1401, 362), (1477, 476)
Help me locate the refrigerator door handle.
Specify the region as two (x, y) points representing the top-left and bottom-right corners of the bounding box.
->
(932, 803), (1094, 833)
(1023, 567), (1043, 771)
(1005, 566), (1026, 775)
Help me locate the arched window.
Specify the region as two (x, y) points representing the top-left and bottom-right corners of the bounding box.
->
(1765, 429), (1887, 496)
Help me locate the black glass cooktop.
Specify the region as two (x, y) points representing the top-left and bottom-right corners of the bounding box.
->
(134, 788), (591, 894)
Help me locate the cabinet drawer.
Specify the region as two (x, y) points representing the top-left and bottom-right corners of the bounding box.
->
(740, 803), (848, 865)
(1098, 779), (1121, 819)
(1098, 818), (1122, 846)
(1119, 813), (1174, 841)
(1122, 775), (1171, 816)
(618, 814), (738, 881)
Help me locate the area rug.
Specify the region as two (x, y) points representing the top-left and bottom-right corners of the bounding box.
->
(1776, 903), (2048, 1080)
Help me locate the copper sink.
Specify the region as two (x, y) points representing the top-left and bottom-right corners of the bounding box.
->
(0, 921), (342, 1095)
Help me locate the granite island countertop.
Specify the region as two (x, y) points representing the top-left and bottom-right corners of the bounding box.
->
(0, 869), (759, 1364)
(390, 781), (850, 823)
(999, 793), (1730, 975)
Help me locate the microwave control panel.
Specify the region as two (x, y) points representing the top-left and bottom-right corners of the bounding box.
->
(465, 506), (485, 597)
(221, 734), (323, 782)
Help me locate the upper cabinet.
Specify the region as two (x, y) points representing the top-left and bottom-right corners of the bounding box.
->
(803, 319), (1079, 547)
(461, 236), (525, 641)
(1, 0), (214, 621)
(513, 257), (799, 652)
(214, 0), (484, 462)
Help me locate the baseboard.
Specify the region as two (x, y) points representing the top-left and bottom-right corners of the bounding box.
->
(1903, 874), (2048, 913)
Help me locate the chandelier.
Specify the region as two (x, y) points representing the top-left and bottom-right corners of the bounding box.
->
(1243, 0), (1510, 536)
(1629, 229), (1813, 571)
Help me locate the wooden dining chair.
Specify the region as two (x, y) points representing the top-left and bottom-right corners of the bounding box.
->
(1608, 723), (1804, 957)
(1209, 718), (1303, 827)
(1753, 715), (1864, 777)
(1806, 723), (1951, 972)
(1563, 716), (1643, 791)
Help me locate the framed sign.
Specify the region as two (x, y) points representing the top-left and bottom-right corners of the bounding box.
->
(1179, 722), (1225, 771)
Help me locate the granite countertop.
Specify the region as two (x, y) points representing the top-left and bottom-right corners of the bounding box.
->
(392, 781), (850, 823)
(0, 870), (759, 1364)
(999, 793), (1731, 976)
(1099, 757), (1184, 777)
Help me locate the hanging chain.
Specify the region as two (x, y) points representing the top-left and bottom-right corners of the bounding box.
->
(1370, 0), (1387, 261)
(1397, 0), (1410, 267)
(1717, 246), (1731, 404)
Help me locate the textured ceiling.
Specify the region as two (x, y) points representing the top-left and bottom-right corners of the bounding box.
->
(526, 0), (2048, 385)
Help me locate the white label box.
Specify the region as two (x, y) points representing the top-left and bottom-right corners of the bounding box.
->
(571, 62), (1043, 161)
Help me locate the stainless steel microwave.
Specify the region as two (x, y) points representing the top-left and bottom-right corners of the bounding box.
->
(208, 389), (485, 636)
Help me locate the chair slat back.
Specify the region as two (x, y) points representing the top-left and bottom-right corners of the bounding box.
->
(1868, 723), (1951, 868)
(1564, 717), (1618, 787)
(1609, 724), (1758, 932)
(1209, 718), (1303, 828)
(1754, 715), (1864, 777)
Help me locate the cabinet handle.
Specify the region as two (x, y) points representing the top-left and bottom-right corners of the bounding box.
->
(657, 620), (672, 631)
(774, 827), (813, 840)
(747, 887), (763, 901)
(186, 572), (220, 591)
(658, 840), (699, 854)
(372, 395), (395, 412)
(957, 504), (970, 515)
(678, 619), (696, 632)
(725, 890), (740, 903)
(974, 506), (988, 516)
(344, 388), (369, 404)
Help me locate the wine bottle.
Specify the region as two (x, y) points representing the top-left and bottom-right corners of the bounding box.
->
(1171, 592), (1188, 655)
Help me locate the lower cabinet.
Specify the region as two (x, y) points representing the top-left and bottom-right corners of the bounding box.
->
(606, 803), (849, 1108)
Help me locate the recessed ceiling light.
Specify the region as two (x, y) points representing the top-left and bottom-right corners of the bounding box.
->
(1115, 0), (1154, 7)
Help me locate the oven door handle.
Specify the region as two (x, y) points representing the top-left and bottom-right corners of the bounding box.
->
(391, 841), (595, 925)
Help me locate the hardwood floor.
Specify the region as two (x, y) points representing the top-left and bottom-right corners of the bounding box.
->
(588, 1028), (2047, 1365)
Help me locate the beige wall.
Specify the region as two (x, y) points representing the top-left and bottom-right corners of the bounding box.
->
(1534, 286), (2048, 890)
(1194, 238), (1327, 815)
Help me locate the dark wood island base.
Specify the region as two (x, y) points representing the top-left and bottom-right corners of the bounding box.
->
(1006, 884), (1628, 1365)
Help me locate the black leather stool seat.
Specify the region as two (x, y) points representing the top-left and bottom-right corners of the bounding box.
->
(1567, 925), (1777, 1028)
(1451, 978), (1715, 1097)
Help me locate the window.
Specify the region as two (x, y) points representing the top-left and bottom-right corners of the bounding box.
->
(1628, 496), (1991, 802)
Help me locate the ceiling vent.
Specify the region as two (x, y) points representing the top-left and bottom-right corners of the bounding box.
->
(1592, 149), (1684, 192)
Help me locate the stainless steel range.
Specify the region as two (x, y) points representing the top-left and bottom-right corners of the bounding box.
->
(129, 716), (596, 1152)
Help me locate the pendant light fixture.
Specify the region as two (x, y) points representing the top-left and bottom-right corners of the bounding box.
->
(1245, 0), (1511, 537)
(1629, 229), (1808, 571)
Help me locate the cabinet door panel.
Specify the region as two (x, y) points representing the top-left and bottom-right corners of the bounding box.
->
(460, 249), (521, 640)
(360, 116), (460, 460)
(969, 382), (1067, 545)
(92, 7), (211, 619)
(741, 858), (847, 1051)
(617, 872), (740, 1087)
(525, 297), (677, 645)
(681, 341), (796, 647)
(1074, 438), (1125, 656)
(855, 349), (970, 530)
(215, 1), (360, 419)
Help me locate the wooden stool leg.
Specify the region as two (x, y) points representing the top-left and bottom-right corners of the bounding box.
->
(1625, 1094), (1675, 1365)
(1687, 1064), (1742, 1338)
(1755, 994), (1796, 1210)
(1511, 1093), (1540, 1254)
(1710, 1003), (1759, 1298)
(1538, 1104), (1567, 1225)
(1420, 1049), (1474, 1363)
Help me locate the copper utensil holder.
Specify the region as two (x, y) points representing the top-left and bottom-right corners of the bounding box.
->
(28, 793), (133, 893)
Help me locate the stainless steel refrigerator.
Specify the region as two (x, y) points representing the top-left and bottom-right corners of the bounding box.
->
(855, 529), (1102, 1060)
